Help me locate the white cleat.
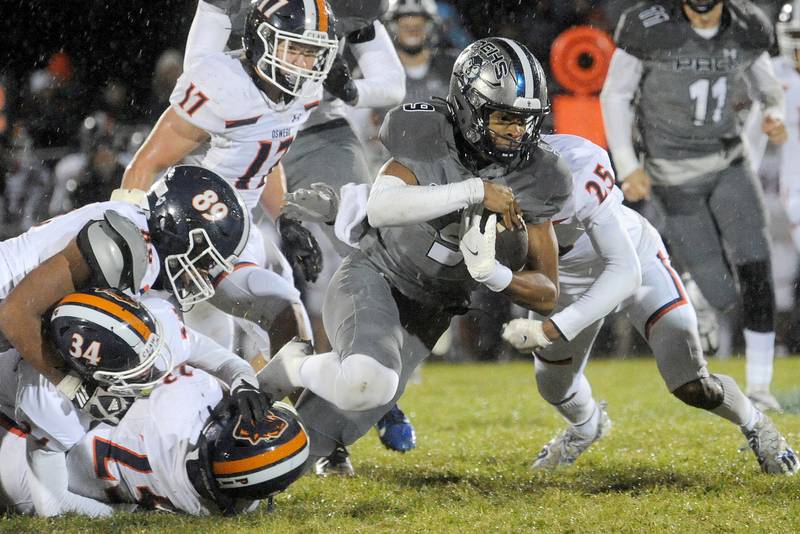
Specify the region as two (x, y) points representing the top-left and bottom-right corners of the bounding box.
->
(747, 388), (782, 413)
(531, 402), (611, 470)
(742, 412), (799, 475)
(256, 339), (312, 401)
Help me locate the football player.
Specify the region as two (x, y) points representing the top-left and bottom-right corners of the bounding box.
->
(259, 38), (573, 466)
(0, 287), (272, 516)
(119, 0), (339, 356)
(500, 134), (798, 475)
(0, 372), (307, 516)
(600, 0), (787, 410)
(0, 165), (248, 420)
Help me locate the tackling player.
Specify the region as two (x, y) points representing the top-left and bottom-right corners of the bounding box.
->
(0, 165), (249, 422)
(500, 135), (798, 475)
(119, 0), (339, 355)
(600, 0), (787, 410)
(260, 38), (573, 465)
(0, 288), (273, 516)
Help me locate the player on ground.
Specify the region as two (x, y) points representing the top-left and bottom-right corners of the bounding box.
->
(119, 0), (339, 355)
(600, 0), (787, 410)
(500, 134), (798, 475)
(0, 288), (271, 516)
(0, 370), (307, 516)
(260, 38), (573, 468)
(0, 165), (248, 419)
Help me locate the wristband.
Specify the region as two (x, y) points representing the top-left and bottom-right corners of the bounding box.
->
(480, 261), (513, 292)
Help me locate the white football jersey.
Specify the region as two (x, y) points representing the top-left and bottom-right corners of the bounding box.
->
(0, 201), (160, 299)
(772, 57), (800, 187)
(65, 370), (228, 515)
(542, 134), (649, 266)
(170, 52), (323, 209)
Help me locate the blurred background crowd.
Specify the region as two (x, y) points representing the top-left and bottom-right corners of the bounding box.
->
(0, 0), (792, 361)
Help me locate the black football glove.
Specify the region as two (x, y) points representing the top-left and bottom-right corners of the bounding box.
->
(324, 55), (359, 105)
(73, 382), (134, 426)
(277, 215), (323, 283)
(231, 377), (272, 427)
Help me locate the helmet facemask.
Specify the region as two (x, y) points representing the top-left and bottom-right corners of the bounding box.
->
(253, 21), (338, 97)
(164, 228), (235, 310)
(92, 316), (172, 396)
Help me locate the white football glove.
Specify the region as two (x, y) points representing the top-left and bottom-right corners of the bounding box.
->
(282, 183), (339, 224)
(459, 209), (498, 282)
(502, 318), (552, 351)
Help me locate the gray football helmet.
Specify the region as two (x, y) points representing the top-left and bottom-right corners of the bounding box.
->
(446, 37), (549, 166)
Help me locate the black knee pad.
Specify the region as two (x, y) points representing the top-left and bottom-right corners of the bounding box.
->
(736, 261), (775, 332)
(672, 376), (724, 410)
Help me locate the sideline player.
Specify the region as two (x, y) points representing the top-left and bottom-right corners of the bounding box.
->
(119, 0), (339, 354)
(500, 134), (798, 475)
(600, 0), (787, 410)
(260, 38), (573, 465)
(0, 165), (248, 420)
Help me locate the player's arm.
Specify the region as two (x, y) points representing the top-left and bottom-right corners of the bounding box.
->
(347, 21), (406, 107)
(120, 107), (210, 192)
(502, 222), (560, 315)
(184, 327), (270, 425)
(599, 49), (649, 200)
(260, 162), (287, 221)
(0, 240), (90, 386)
(547, 207), (640, 341)
(746, 52), (788, 145)
(184, 0), (232, 69)
(366, 159), (523, 230)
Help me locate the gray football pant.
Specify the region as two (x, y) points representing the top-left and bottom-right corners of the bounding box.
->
(535, 248), (708, 405)
(651, 159), (771, 312)
(295, 252), (453, 458)
(282, 121), (372, 258)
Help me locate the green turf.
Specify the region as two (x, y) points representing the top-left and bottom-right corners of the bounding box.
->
(3, 357), (800, 533)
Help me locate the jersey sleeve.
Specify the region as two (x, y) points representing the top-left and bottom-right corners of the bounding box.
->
(169, 64), (226, 135)
(573, 146), (623, 225)
(379, 104), (453, 187)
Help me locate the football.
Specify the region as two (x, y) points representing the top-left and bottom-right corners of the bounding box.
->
(482, 210), (528, 271)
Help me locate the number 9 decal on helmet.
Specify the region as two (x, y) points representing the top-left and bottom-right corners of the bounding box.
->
(147, 165), (250, 310)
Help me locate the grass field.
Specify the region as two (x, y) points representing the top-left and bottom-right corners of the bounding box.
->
(4, 356), (800, 533)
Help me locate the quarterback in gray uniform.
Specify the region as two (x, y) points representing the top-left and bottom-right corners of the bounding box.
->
(261, 37), (572, 465)
(600, 0), (787, 410)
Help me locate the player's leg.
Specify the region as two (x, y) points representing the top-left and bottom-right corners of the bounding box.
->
(210, 225), (313, 355)
(710, 161), (778, 409)
(530, 318), (610, 469)
(0, 426), (33, 515)
(284, 124), (415, 452)
(626, 246), (797, 474)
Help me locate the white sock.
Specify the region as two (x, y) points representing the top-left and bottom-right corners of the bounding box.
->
(743, 329), (775, 391)
(742, 408), (761, 432)
(711, 374), (757, 429)
(555, 376), (598, 439)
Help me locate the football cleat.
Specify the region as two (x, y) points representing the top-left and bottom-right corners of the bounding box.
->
(256, 339), (312, 401)
(742, 412), (799, 475)
(531, 402), (611, 470)
(747, 388), (782, 413)
(315, 445), (355, 477)
(376, 404), (417, 453)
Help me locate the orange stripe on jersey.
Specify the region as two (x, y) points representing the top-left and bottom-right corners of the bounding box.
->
(0, 413), (28, 438)
(212, 431), (308, 475)
(643, 251), (688, 339)
(315, 0), (328, 32)
(304, 100), (320, 110)
(59, 294), (152, 341)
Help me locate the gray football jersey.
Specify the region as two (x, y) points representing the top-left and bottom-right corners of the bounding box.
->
(359, 102), (572, 308)
(615, 0), (773, 160)
(402, 50), (459, 106)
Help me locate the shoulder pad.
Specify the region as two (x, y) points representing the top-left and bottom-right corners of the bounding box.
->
(614, 2), (676, 59)
(76, 210), (148, 291)
(726, 0), (773, 51)
(529, 143), (574, 217)
(379, 101), (453, 163)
